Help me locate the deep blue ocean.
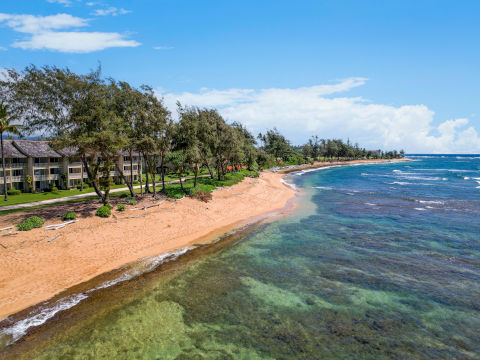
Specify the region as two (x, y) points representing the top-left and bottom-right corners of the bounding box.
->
(1, 155), (479, 359)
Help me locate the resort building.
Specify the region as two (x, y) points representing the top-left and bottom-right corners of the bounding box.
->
(0, 140), (142, 192)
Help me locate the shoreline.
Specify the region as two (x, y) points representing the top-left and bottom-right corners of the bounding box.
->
(0, 158), (407, 324)
(0, 171), (296, 321)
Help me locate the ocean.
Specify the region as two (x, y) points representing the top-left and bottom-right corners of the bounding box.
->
(1, 155), (480, 359)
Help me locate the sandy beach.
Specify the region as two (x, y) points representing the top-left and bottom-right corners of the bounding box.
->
(0, 159), (407, 320)
(0, 171), (295, 319)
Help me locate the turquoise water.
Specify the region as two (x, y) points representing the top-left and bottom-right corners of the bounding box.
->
(1, 155), (480, 359)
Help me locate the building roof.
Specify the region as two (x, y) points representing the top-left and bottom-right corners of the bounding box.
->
(119, 150), (141, 157)
(12, 140), (62, 158)
(0, 140), (27, 159)
(55, 147), (79, 157)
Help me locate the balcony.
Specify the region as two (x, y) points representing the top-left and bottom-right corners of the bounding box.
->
(69, 173), (83, 179)
(34, 163), (49, 168)
(34, 175), (49, 181)
(70, 162), (82, 167)
(11, 176), (25, 182)
(10, 163), (27, 169)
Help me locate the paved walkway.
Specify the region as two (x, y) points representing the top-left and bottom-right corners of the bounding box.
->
(0, 175), (209, 211)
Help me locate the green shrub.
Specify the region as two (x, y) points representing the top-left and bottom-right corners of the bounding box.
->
(129, 198), (137, 205)
(62, 211), (76, 221)
(105, 203), (112, 210)
(76, 182), (89, 190)
(18, 216), (45, 231)
(119, 193), (128, 198)
(96, 206), (111, 218)
(7, 189), (21, 195)
(247, 171), (260, 178)
(117, 203), (126, 212)
(51, 186), (59, 192)
(133, 180), (140, 185)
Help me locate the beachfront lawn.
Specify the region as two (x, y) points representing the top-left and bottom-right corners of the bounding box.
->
(0, 184), (129, 207)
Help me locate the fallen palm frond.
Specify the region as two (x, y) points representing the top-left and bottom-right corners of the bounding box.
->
(0, 226), (14, 232)
(44, 220), (78, 231)
(130, 201), (165, 211)
(47, 234), (61, 243)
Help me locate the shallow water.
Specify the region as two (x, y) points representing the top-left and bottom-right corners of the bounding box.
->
(1, 155), (480, 359)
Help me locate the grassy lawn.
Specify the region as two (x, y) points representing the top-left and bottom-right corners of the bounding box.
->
(0, 170), (258, 215)
(0, 184), (129, 207)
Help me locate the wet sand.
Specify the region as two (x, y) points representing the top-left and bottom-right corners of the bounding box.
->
(0, 159), (407, 320)
(0, 172), (295, 319)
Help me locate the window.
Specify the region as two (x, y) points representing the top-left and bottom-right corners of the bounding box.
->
(50, 158), (59, 163)
(12, 169), (24, 176)
(50, 168), (59, 175)
(34, 158), (41, 164)
(34, 169), (46, 175)
(11, 158), (26, 164)
(69, 168), (81, 174)
(124, 156), (130, 162)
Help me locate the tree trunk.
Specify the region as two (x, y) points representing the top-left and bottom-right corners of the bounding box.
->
(1, 135), (7, 201)
(139, 155), (143, 195)
(80, 160), (84, 191)
(114, 162), (135, 197)
(151, 169), (156, 196)
(81, 156), (104, 203)
(129, 150), (134, 191)
(178, 171), (185, 193)
(193, 164), (198, 188)
(144, 153), (151, 193)
(205, 161), (214, 179)
(160, 153), (166, 192)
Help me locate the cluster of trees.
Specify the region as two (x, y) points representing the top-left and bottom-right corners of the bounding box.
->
(256, 130), (404, 165)
(0, 66), (258, 204)
(1, 65), (405, 203)
(301, 136), (404, 161)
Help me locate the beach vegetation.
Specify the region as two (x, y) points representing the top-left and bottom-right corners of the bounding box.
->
(0, 102), (23, 201)
(117, 203), (126, 211)
(18, 216), (44, 231)
(96, 205), (111, 218)
(62, 211), (76, 221)
(7, 189), (21, 196)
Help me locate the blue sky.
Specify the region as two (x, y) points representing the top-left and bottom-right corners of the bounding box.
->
(1, 0), (480, 153)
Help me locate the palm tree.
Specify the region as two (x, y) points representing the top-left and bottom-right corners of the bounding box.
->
(0, 103), (22, 201)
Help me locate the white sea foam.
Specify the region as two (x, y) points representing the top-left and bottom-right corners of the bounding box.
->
(365, 203), (377, 206)
(417, 200), (444, 205)
(280, 178), (297, 190)
(313, 186), (332, 190)
(388, 181), (412, 185)
(414, 208), (426, 211)
(0, 247), (192, 346)
(0, 294), (88, 346)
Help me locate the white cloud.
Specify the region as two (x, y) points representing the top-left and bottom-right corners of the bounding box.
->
(13, 31), (140, 53)
(153, 46), (174, 50)
(0, 46), (7, 51)
(158, 79), (480, 153)
(0, 12), (140, 53)
(91, 7), (131, 16)
(46, 0), (73, 6)
(0, 13), (87, 33)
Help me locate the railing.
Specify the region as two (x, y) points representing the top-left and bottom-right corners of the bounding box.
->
(70, 162), (82, 167)
(69, 173), (83, 179)
(34, 175), (49, 181)
(0, 176), (25, 183)
(10, 163), (27, 169)
(34, 163), (49, 168)
(49, 174), (60, 180)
